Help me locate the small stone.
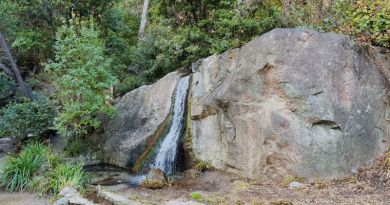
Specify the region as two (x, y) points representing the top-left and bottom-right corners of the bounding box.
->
(59, 186), (97, 205)
(53, 198), (69, 205)
(140, 191), (151, 198)
(146, 168), (166, 181)
(288, 181), (304, 189)
(0, 138), (16, 157)
(59, 187), (78, 198)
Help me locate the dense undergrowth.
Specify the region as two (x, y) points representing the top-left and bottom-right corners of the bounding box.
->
(0, 143), (87, 195)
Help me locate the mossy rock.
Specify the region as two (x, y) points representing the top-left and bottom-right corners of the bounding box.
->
(140, 179), (166, 189)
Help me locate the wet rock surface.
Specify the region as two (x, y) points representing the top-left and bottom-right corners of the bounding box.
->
(98, 72), (182, 168)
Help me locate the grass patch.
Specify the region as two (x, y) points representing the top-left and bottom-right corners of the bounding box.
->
(35, 163), (87, 195)
(0, 143), (88, 196)
(0, 143), (48, 191)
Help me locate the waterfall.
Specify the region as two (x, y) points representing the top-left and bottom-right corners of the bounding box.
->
(151, 75), (190, 175)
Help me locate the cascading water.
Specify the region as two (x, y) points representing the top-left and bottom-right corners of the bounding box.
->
(151, 75), (190, 175)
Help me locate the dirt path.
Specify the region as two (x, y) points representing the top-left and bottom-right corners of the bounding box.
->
(0, 192), (49, 205)
(107, 170), (390, 205)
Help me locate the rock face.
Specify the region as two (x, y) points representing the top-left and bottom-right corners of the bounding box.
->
(0, 138), (16, 158)
(100, 72), (182, 167)
(190, 28), (390, 181)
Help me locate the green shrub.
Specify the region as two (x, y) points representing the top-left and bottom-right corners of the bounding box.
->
(341, 0), (390, 48)
(115, 75), (143, 96)
(286, 0), (390, 48)
(189, 192), (202, 201)
(36, 163), (87, 195)
(130, 0), (282, 84)
(46, 22), (117, 136)
(0, 143), (48, 192)
(0, 99), (56, 141)
(64, 138), (88, 157)
(0, 73), (16, 100)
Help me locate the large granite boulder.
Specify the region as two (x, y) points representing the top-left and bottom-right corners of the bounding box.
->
(190, 28), (390, 182)
(100, 72), (182, 167)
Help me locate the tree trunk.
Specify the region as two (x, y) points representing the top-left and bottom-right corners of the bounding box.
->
(139, 0), (149, 39)
(0, 32), (35, 101)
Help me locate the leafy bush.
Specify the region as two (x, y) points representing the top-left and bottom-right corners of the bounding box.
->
(129, 0), (282, 84)
(101, 4), (140, 81)
(46, 23), (117, 136)
(0, 73), (16, 100)
(0, 99), (56, 141)
(64, 138), (88, 157)
(115, 75), (143, 96)
(338, 0), (390, 48)
(36, 163), (87, 195)
(130, 24), (187, 83)
(285, 0), (390, 48)
(0, 143), (48, 191)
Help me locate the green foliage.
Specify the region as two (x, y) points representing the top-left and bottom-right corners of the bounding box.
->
(285, 0), (390, 48)
(189, 192), (202, 201)
(64, 138), (88, 157)
(131, 23), (191, 83)
(0, 143), (88, 195)
(115, 75), (143, 96)
(0, 99), (56, 140)
(338, 0), (389, 47)
(46, 23), (117, 136)
(0, 73), (15, 99)
(101, 3), (140, 80)
(0, 0), (119, 69)
(130, 0), (282, 83)
(0, 143), (48, 192)
(35, 163), (87, 195)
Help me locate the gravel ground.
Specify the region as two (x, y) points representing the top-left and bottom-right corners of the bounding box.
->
(0, 192), (49, 205)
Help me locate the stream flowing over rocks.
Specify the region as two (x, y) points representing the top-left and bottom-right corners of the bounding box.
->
(97, 28), (390, 182)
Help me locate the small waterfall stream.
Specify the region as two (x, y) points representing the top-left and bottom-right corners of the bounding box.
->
(151, 75), (190, 175)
